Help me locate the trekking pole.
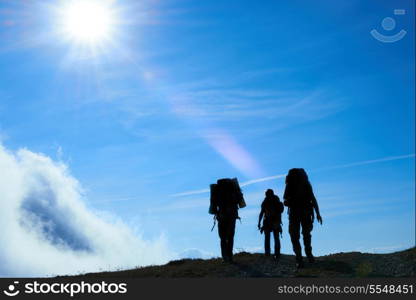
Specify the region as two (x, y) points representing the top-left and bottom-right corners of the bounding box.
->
(211, 215), (217, 232)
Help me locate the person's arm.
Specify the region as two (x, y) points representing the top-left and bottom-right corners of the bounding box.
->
(283, 186), (291, 207)
(278, 201), (284, 214)
(275, 196), (284, 213)
(310, 185), (322, 224)
(209, 184), (219, 215)
(258, 207), (264, 230)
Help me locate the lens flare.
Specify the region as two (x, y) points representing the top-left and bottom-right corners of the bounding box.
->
(60, 0), (115, 44)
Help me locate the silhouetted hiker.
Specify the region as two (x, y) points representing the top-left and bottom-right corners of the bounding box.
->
(258, 189), (284, 260)
(283, 168), (322, 268)
(209, 178), (246, 263)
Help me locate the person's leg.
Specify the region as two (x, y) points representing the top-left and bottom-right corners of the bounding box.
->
(272, 229), (280, 258)
(264, 229), (271, 256)
(217, 219), (228, 261)
(301, 214), (314, 262)
(289, 215), (301, 256)
(227, 218), (236, 261)
(289, 214), (303, 267)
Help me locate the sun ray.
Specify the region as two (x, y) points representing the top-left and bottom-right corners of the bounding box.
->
(57, 0), (118, 46)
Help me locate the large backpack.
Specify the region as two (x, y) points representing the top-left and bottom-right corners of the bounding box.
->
(261, 195), (283, 232)
(284, 168), (314, 214)
(209, 178), (245, 216)
(263, 195), (283, 222)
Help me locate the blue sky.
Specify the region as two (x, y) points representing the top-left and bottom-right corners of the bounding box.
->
(0, 0), (414, 268)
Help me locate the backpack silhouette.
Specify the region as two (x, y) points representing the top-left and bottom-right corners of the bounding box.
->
(284, 168), (314, 213)
(209, 178), (245, 216)
(260, 190), (284, 233)
(263, 195), (283, 225)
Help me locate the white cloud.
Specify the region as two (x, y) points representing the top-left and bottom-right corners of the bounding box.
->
(238, 246), (262, 253)
(0, 144), (174, 277)
(178, 248), (214, 259)
(355, 244), (408, 254)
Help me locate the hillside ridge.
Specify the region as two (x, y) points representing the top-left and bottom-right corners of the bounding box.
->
(62, 247), (416, 278)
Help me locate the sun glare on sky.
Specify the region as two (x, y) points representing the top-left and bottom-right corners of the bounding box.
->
(59, 0), (116, 44)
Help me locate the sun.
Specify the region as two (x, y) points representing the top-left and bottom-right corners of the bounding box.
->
(60, 0), (116, 44)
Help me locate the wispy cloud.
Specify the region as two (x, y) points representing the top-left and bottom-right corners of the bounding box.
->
(315, 154), (416, 171)
(201, 127), (264, 178)
(163, 79), (346, 179)
(172, 153), (415, 197)
(170, 87), (345, 124)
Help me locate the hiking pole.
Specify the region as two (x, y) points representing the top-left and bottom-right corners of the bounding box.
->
(211, 215), (217, 232)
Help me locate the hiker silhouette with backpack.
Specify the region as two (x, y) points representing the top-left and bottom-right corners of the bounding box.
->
(209, 178), (246, 263)
(257, 189), (284, 261)
(283, 168), (322, 268)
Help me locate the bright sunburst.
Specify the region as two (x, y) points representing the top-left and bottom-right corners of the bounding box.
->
(59, 0), (117, 45)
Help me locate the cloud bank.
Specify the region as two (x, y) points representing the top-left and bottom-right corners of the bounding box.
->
(0, 144), (173, 277)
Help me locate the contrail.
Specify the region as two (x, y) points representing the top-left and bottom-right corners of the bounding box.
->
(315, 154), (415, 170)
(171, 153), (415, 197)
(171, 188), (211, 198)
(171, 174), (288, 197)
(240, 174), (286, 186)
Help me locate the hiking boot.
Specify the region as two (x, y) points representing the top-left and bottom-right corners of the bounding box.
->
(306, 251), (315, 263)
(222, 256), (231, 263)
(273, 254), (280, 262)
(307, 254), (315, 263)
(296, 256), (304, 268)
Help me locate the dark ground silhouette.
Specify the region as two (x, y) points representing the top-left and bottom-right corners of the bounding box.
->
(60, 248), (416, 278)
